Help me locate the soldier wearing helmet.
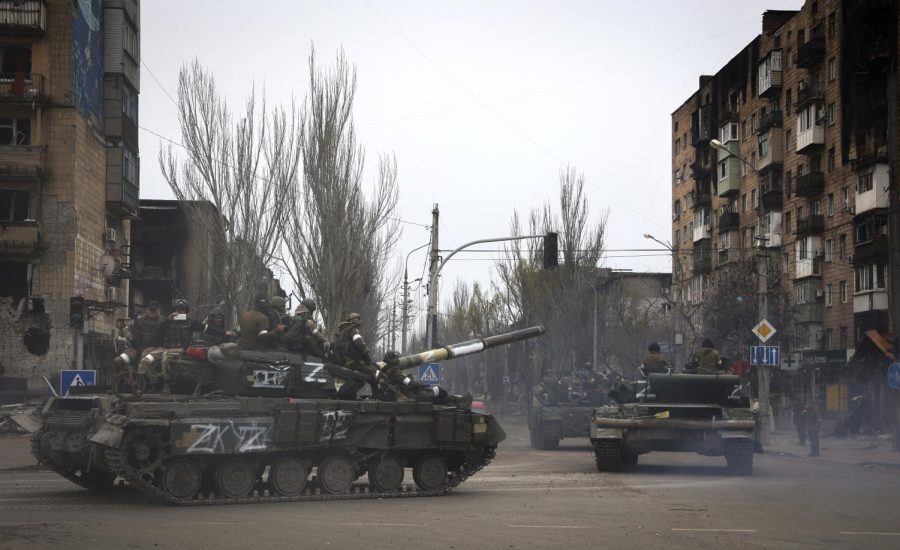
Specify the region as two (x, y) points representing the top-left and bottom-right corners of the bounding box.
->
(330, 312), (380, 396)
(377, 350), (472, 407)
(139, 298), (201, 392)
(200, 307), (236, 345)
(282, 297), (328, 357)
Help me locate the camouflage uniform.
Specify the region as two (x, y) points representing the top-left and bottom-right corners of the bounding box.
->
(694, 346), (723, 375)
(113, 303), (164, 390)
(282, 300), (328, 358)
(199, 310), (235, 346)
(238, 300), (283, 350)
(641, 351), (670, 375)
(329, 314), (380, 397)
(378, 351), (472, 407)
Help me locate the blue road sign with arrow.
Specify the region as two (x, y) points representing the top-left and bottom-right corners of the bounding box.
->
(750, 346), (780, 367)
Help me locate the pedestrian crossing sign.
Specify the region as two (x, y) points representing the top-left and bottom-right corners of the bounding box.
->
(60, 370), (97, 397)
(418, 363), (441, 384)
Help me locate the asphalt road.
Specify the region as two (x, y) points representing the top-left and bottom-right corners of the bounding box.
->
(2, 417), (899, 550)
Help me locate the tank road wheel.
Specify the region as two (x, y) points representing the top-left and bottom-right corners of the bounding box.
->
(594, 439), (624, 472)
(215, 458), (257, 498)
(317, 455), (356, 495)
(269, 457), (309, 496)
(161, 458), (203, 500)
(725, 439), (754, 476)
(367, 454), (405, 493)
(413, 455), (448, 491)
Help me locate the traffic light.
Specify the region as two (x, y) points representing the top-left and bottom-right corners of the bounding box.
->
(543, 232), (558, 269)
(69, 296), (85, 328)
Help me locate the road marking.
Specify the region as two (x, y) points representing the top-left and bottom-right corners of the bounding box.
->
(672, 528), (756, 533)
(0, 480), (72, 484)
(341, 523), (428, 527)
(839, 532), (900, 536)
(180, 522), (259, 526)
(509, 525), (591, 529)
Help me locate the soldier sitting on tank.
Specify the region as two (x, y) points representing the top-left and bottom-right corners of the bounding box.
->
(269, 296), (293, 329)
(281, 298), (328, 358)
(238, 294), (286, 350)
(329, 312), (381, 397)
(639, 342), (671, 377)
(694, 338), (724, 375)
(139, 299), (202, 392)
(199, 307), (236, 346)
(377, 350), (472, 407)
(113, 300), (164, 390)
(533, 375), (562, 406)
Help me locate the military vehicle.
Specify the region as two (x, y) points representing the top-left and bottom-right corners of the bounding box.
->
(591, 373), (755, 475)
(32, 326), (544, 504)
(529, 375), (607, 450)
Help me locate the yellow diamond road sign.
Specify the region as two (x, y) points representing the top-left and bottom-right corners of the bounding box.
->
(752, 319), (777, 343)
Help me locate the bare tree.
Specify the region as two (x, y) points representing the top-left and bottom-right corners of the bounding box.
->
(494, 167), (607, 386)
(160, 60), (300, 322)
(284, 48), (401, 340)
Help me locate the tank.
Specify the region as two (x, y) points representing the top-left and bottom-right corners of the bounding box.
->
(31, 326), (545, 504)
(591, 373), (756, 475)
(529, 377), (607, 450)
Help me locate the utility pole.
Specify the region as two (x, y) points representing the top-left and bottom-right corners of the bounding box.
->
(401, 269), (409, 354)
(426, 204), (440, 349)
(390, 299), (397, 350)
(886, 72), (900, 451)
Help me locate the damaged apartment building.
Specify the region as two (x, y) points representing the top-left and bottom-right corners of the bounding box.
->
(0, 1), (140, 389)
(671, 0), (899, 433)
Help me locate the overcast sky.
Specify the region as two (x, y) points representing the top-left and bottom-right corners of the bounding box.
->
(139, 0), (803, 324)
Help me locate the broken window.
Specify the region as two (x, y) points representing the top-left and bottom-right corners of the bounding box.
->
(0, 46), (32, 75)
(0, 189), (29, 221)
(0, 262), (28, 302)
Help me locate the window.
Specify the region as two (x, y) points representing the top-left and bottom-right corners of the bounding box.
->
(825, 238), (833, 262)
(785, 210), (792, 233)
(839, 234), (846, 259)
(785, 128), (793, 150)
(674, 199), (682, 217)
(759, 131), (769, 159)
(123, 148), (137, 184)
(751, 189), (757, 209)
(827, 194), (834, 216)
(825, 328), (833, 349)
(741, 159), (748, 177)
(123, 85), (137, 122)
(841, 187), (850, 211)
(0, 190), (29, 221)
(827, 103), (835, 125)
(796, 281), (809, 304)
(675, 138), (681, 153)
(840, 326), (848, 349)
(786, 88), (792, 111)
(799, 105), (821, 132)
(785, 170), (793, 197)
(855, 264), (887, 292)
(750, 152), (756, 170)
(742, 120), (749, 140)
(674, 121), (679, 133)
(741, 194), (747, 212)
(825, 283), (833, 306)
(811, 200), (821, 216)
(799, 237), (809, 260)
(857, 171), (874, 194)
(0, 117), (31, 146)
(750, 114), (756, 133)
(719, 161), (727, 181)
(828, 147), (835, 172)
(828, 58), (837, 81)
(840, 280), (847, 303)
(829, 12), (836, 38)
(124, 23), (139, 61)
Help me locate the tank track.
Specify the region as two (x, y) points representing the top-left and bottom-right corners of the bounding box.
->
(102, 445), (496, 506)
(30, 428), (115, 492)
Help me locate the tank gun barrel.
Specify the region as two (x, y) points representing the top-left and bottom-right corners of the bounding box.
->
(396, 326), (545, 371)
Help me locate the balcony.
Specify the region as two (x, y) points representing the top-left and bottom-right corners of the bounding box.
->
(0, 219), (42, 257)
(855, 164), (890, 215)
(757, 111), (783, 134)
(718, 248), (739, 265)
(690, 161), (711, 183)
(854, 290), (888, 313)
(691, 105), (713, 145)
(854, 232), (889, 265)
(716, 141), (741, 197)
(796, 302), (824, 323)
(0, 1), (46, 34)
(107, 180), (140, 217)
(796, 125), (825, 153)
(795, 253), (823, 280)
(796, 214), (825, 237)
(0, 145), (46, 180)
(693, 223), (711, 242)
(796, 32), (825, 69)
(694, 192), (711, 210)
(796, 82), (825, 112)
(0, 73), (46, 104)
(756, 131), (784, 173)
(795, 172), (825, 197)
(760, 172), (783, 210)
(758, 50), (782, 98)
(106, 147), (140, 217)
(854, 139), (888, 169)
(718, 212), (739, 234)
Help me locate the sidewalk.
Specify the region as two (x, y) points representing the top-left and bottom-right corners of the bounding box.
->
(764, 430), (900, 469)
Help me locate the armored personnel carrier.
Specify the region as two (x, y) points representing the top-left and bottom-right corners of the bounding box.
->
(591, 373), (756, 475)
(32, 326), (544, 504)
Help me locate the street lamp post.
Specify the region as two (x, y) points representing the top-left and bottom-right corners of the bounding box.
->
(710, 138), (773, 446)
(644, 233), (682, 370)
